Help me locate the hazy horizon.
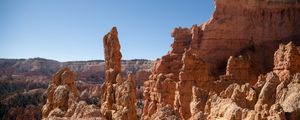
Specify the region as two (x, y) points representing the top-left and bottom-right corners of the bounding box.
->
(0, 56), (153, 62)
(0, 0), (214, 61)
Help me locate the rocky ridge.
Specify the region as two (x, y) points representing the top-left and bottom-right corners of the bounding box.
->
(0, 58), (152, 85)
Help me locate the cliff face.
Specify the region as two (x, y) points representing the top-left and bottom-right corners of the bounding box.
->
(198, 0), (300, 75)
(143, 41), (300, 120)
(142, 0), (300, 119)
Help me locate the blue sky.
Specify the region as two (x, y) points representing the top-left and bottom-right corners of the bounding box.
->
(0, 0), (214, 61)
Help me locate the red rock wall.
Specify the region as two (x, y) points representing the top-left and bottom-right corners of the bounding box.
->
(142, 0), (300, 119)
(198, 0), (300, 73)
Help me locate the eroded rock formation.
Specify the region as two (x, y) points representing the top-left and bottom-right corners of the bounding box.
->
(198, 0), (300, 73)
(199, 42), (300, 120)
(100, 27), (137, 120)
(274, 42), (300, 81)
(145, 42), (300, 120)
(142, 0), (300, 119)
(42, 67), (78, 118)
(40, 0), (300, 120)
(42, 68), (104, 120)
(220, 55), (257, 85)
(42, 27), (138, 120)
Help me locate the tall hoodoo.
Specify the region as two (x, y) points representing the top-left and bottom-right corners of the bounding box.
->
(42, 27), (137, 120)
(103, 26), (122, 83)
(100, 27), (137, 120)
(100, 27), (121, 111)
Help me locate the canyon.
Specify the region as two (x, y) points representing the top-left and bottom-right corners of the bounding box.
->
(0, 58), (152, 119)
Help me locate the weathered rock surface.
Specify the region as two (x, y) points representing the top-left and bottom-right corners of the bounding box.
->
(42, 27), (139, 120)
(198, 0), (300, 74)
(142, 0), (300, 119)
(273, 42), (300, 81)
(191, 42), (300, 120)
(100, 27), (137, 120)
(220, 55), (257, 85)
(6, 0), (300, 120)
(0, 44), (151, 120)
(42, 67), (78, 118)
(174, 49), (212, 119)
(41, 68), (105, 120)
(146, 41), (300, 120)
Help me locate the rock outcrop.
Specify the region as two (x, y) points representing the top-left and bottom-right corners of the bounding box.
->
(203, 42), (300, 120)
(37, 0), (300, 120)
(42, 27), (138, 120)
(174, 49), (212, 119)
(190, 42), (300, 120)
(143, 28), (189, 120)
(220, 55), (257, 85)
(274, 42), (300, 81)
(198, 0), (300, 74)
(42, 67), (78, 118)
(42, 68), (104, 119)
(142, 0), (300, 119)
(100, 27), (137, 120)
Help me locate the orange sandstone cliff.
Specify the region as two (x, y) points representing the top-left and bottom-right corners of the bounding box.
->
(142, 0), (300, 120)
